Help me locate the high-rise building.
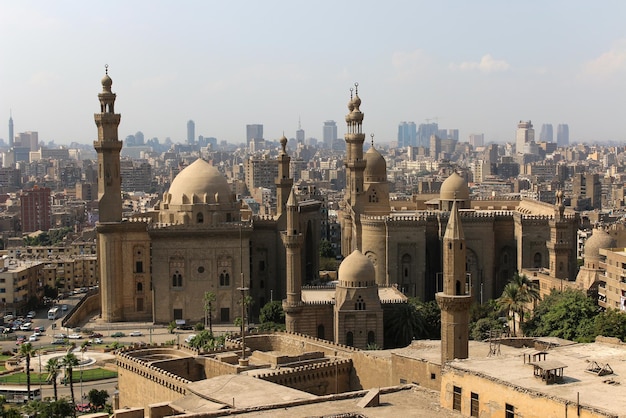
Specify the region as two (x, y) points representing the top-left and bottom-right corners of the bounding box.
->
(8, 112), (13, 147)
(15, 131), (38, 151)
(468, 133), (484, 147)
(418, 123), (438, 148)
(187, 120), (195, 144)
(515, 120), (534, 154)
(296, 119), (305, 143)
(323, 121), (337, 149)
(447, 129), (459, 142)
(397, 121), (417, 147)
(20, 186), (51, 233)
(246, 124), (263, 144)
(557, 124), (569, 147)
(539, 124), (553, 142)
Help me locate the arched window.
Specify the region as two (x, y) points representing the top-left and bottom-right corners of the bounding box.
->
(136, 282), (143, 292)
(534, 252), (542, 268)
(170, 255), (184, 288)
(346, 331), (354, 347)
(317, 324), (325, 340)
(219, 270), (230, 286)
(456, 280), (461, 295)
(355, 295), (365, 310)
(172, 271), (183, 287)
(196, 213), (204, 224)
(559, 261), (564, 272)
(401, 254), (411, 280)
(367, 331), (375, 345)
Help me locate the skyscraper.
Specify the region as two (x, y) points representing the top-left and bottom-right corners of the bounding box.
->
(8, 112), (13, 147)
(323, 120), (337, 149)
(468, 133), (484, 147)
(187, 120), (195, 144)
(246, 124), (263, 145)
(515, 120), (534, 154)
(557, 124), (569, 147)
(397, 121), (417, 147)
(539, 124), (553, 142)
(296, 119), (305, 143)
(418, 123), (438, 148)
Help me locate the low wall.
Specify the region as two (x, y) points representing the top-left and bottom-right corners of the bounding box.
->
(256, 358), (352, 395)
(63, 291), (100, 328)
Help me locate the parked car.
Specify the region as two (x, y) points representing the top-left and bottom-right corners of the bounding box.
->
(88, 338), (103, 344)
(28, 335), (38, 342)
(111, 332), (125, 338)
(129, 331), (142, 337)
(184, 334), (197, 343)
(52, 339), (66, 345)
(53, 333), (67, 339)
(20, 323), (32, 331)
(89, 332), (103, 338)
(68, 333), (82, 339)
(26, 311), (36, 319)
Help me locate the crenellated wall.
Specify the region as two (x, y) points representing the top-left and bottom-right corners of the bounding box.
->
(256, 358), (352, 395)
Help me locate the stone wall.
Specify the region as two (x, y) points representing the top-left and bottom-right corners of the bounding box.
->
(391, 352), (441, 391)
(256, 358), (352, 395)
(63, 291), (100, 328)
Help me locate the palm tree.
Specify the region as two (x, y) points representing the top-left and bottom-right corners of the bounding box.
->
(19, 342), (37, 402)
(510, 272), (540, 328)
(497, 282), (523, 336)
(61, 352), (79, 411)
(203, 291), (216, 334)
(46, 358), (61, 401)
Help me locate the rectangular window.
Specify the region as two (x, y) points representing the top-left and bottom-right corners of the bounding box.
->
(173, 309), (183, 320)
(135, 261), (143, 273)
(430, 373), (436, 380)
(220, 307), (230, 322)
(259, 260), (265, 271)
(471, 392), (479, 417)
(136, 298), (143, 312)
(453, 386), (462, 411)
(505, 403), (515, 418)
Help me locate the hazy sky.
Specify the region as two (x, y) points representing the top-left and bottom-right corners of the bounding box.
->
(2, 1), (626, 146)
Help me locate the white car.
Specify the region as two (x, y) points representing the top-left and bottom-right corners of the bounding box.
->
(26, 311), (36, 319)
(28, 335), (38, 342)
(129, 331), (142, 337)
(184, 334), (197, 343)
(68, 333), (82, 339)
(20, 323), (32, 331)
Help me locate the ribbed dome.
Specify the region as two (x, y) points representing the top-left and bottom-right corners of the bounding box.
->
(584, 229), (615, 260)
(440, 172), (470, 201)
(338, 250), (375, 285)
(364, 146), (387, 182)
(167, 159), (233, 206)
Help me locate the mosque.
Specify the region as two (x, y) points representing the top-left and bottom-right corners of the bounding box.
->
(94, 71), (581, 352)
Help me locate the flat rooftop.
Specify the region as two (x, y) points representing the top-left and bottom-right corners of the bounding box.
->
(448, 339), (626, 416)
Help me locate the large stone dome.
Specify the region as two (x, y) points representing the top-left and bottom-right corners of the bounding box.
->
(338, 250), (375, 286)
(364, 146), (387, 182)
(440, 172), (470, 201)
(584, 228), (616, 260)
(166, 159), (233, 206)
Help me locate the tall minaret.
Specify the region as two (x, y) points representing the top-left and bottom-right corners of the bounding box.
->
(436, 199), (472, 364)
(93, 65), (122, 223)
(547, 190), (573, 279)
(282, 188), (304, 332)
(8, 111), (13, 147)
(275, 134), (292, 217)
(344, 83), (366, 207)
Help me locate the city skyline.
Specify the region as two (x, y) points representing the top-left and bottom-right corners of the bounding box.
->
(2, 1), (626, 145)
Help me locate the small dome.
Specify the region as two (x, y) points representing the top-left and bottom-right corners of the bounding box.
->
(167, 159), (233, 206)
(440, 172), (470, 201)
(101, 74), (112, 90)
(338, 250), (375, 284)
(584, 229), (616, 260)
(352, 94), (361, 109)
(364, 146), (386, 181)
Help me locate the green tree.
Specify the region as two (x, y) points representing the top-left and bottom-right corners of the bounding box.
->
(167, 321), (176, 334)
(593, 309), (626, 342)
(45, 358), (61, 401)
(19, 342), (37, 402)
(24, 399), (73, 418)
(471, 317), (505, 341)
(384, 302), (425, 348)
(415, 299), (441, 339)
(203, 291), (216, 334)
(259, 300), (284, 324)
(510, 272), (540, 326)
(319, 239), (334, 258)
(188, 330), (215, 350)
(61, 352), (79, 413)
(523, 289), (598, 341)
(497, 282), (523, 336)
(87, 388), (109, 411)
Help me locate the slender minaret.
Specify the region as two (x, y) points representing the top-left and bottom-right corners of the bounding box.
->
(547, 190), (572, 279)
(8, 111), (13, 147)
(282, 188), (304, 332)
(344, 83), (366, 207)
(93, 65), (122, 223)
(436, 199), (472, 364)
(275, 134), (292, 217)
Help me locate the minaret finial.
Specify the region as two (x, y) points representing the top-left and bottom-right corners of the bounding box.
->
(350, 87), (353, 100)
(105, 64), (109, 75)
(354, 82), (359, 95)
(370, 133), (374, 147)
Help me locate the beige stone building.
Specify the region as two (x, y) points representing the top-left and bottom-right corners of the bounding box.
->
(93, 71), (321, 325)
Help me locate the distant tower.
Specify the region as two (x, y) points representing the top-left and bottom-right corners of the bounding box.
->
(187, 120), (195, 144)
(8, 111), (13, 147)
(323, 120), (337, 149)
(296, 118), (305, 143)
(93, 66), (123, 223)
(547, 191), (576, 280)
(515, 120), (534, 154)
(557, 124), (569, 147)
(436, 200), (472, 364)
(282, 188), (304, 332)
(540, 124), (553, 142)
(275, 135), (292, 217)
